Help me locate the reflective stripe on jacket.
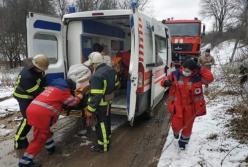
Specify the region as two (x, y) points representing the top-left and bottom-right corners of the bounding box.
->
(29, 86), (79, 124)
(87, 63), (118, 112)
(13, 67), (46, 99)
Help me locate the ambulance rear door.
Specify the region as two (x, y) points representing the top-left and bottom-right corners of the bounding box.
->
(127, 13), (139, 126)
(26, 12), (65, 83)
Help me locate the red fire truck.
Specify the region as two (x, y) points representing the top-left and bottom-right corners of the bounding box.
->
(162, 18), (205, 65)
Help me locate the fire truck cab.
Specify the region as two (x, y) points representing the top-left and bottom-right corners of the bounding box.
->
(162, 18), (205, 65)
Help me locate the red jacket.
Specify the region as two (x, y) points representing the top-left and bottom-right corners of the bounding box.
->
(27, 86), (80, 128)
(116, 51), (131, 79)
(161, 67), (214, 117)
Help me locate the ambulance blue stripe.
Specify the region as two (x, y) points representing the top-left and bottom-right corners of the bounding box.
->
(34, 20), (61, 31)
(46, 73), (64, 84)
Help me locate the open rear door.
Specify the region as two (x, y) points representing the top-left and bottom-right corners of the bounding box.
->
(150, 21), (156, 108)
(26, 12), (65, 83)
(127, 14), (139, 126)
(150, 19), (168, 109)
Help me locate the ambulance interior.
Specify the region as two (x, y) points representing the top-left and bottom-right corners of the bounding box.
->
(79, 16), (132, 115)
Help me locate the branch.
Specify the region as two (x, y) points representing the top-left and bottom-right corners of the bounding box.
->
(220, 144), (241, 166)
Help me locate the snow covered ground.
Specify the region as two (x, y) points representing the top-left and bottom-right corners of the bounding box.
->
(158, 41), (248, 167)
(0, 98), (19, 118)
(0, 67), (19, 98)
(0, 87), (13, 99)
(158, 93), (248, 167)
(0, 40), (247, 166)
(0, 68), (19, 137)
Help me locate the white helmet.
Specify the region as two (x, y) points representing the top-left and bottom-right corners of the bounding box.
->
(84, 52), (103, 66)
(32, 54), (49, 71)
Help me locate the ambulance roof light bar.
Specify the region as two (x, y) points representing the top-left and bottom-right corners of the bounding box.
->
(131, 0), (139, 13)
(67, 0), (76, 14)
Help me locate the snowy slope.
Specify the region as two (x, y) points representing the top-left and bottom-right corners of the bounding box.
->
(158, 94), (248, 167)
(212, 40), (244, 65)
(158, 41), (248, 167)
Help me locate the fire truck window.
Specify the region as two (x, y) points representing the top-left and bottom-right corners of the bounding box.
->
(155, 36), (167, 66)
(165, 23), (200, 36)
(33, 34), (58, 64)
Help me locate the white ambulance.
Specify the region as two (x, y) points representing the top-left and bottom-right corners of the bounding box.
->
(26, 9), (172, 125)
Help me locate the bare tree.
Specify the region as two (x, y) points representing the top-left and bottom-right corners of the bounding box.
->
(0, 0), (56, 68)
(0, 33), (25, 68)
(118, 0), (150, 10)
(200, 0), (235, 32)
(76, 0), (150, 11)
(76, 0), (95, 11)
(53, 0), (68, 18)
(98, 0), (118, 10)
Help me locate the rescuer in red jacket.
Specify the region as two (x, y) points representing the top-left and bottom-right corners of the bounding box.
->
(161, 59), (214, 150)
(116, 50), (131, 88)
(19, 78), (82, 167)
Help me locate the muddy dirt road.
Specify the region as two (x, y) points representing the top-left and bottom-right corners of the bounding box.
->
(0, 100), (170, 167)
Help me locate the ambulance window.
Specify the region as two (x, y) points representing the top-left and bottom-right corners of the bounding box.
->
(33, 34), (58, 64)
(155, 36), (167, 65)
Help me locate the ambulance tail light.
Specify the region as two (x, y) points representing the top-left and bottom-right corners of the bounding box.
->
(92, 12), (104, 16)
(137, 63), (144, 92)
(138, 71), (143, 88)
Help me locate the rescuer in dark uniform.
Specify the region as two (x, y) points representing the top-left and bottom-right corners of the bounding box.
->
(13, 54), (49, 149)
(84, 52), (119, 153)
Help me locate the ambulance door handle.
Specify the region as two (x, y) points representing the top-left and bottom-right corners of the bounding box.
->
(131, 77), (137, 82)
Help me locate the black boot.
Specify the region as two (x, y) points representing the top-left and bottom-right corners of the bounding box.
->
(178, 135), (190, 150)
(19, 153), (41, 167)
(90, 144), (104, 153)
(178, 140), (186, 150)
(91, 144), (111, 153)
(45, 138), (56, 155)
(19, 161), (41, 167)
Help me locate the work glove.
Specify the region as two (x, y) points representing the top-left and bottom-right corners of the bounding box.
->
(163, 80), (172, 87)
(84, 109), (96, 127)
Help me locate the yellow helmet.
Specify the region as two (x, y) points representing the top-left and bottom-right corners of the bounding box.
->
(32, 54), (49, 71)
